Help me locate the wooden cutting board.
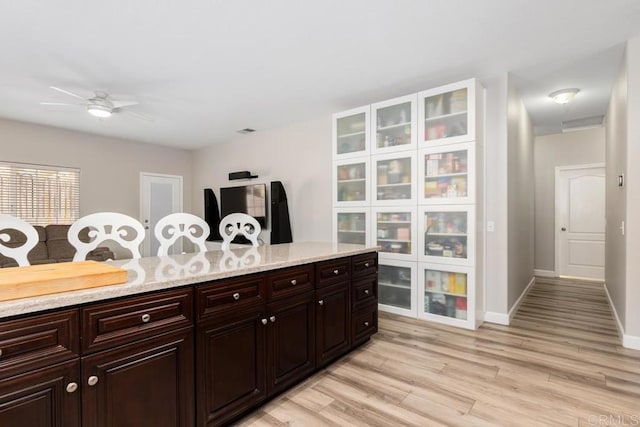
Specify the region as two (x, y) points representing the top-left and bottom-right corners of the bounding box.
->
(0, 261), (128, 302)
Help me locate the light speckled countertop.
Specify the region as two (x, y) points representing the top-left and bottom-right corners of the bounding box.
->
(0, 242), (377, 320)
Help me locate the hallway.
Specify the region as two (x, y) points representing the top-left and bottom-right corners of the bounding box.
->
(239, 277), (640, 426)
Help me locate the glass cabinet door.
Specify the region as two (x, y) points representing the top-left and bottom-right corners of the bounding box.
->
(372, 152), (416, 206)
(372, 208), (416, 260)
(419, 144), (474, 204)
(418, 79), (475, 147)
(333, 106), (370, 159)
(371, 94), (417, 154)
(333, 158), (369, 206)
(333, 208), (369, 245)
(377, 260), (417, 316)
(418, 206), (474, 265)
(418, 264), (473, 324)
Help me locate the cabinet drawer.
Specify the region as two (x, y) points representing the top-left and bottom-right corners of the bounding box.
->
(267, 265), (314, 301)
(81, 288), (193, 353)
(352, 252), (378, 278)
(196, 274), (266, 323)
(352, 275), (377, 310)
(352, 304), (378, 347)
(315, 258), (350, 288)
(0, 309), (79, 379)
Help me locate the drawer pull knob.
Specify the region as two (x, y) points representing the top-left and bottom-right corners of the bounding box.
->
(318, 300), (324, 306)
(364, 289), (370, 295)
(141, 314), (151, 323)
(333, 269), (339, 275)
(233, 293), (240, 300)
(87, 376), (99, 387)
(364, 321), (370, 327)
(0, 349), (2, 357)
(270, 316), (276, 323)
(364, 262), (370, 267)
(261, 318), (268, 325)
(66, 382), (78, 393)
(291, 279), (297, 286)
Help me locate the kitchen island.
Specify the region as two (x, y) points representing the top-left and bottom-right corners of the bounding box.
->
(0, 242), (378, 426)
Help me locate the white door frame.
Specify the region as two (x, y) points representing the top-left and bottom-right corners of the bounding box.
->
(140, 172), (184, 257)
(554, 163), (605, 277)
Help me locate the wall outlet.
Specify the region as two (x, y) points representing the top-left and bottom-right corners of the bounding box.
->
(487, 221), (495, 232)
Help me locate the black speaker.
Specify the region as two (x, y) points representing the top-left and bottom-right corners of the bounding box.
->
(270, 181), (292, 244)
(204, 188), (222, 241)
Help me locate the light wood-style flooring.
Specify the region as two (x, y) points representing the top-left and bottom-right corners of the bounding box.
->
(238, 277), (640, 426)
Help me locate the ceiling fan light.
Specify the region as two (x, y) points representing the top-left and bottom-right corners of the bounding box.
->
(87, 105), (112, 118)
(549, 88), (580, 104)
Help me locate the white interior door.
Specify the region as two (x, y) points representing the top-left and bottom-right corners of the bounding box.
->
(140, 173), (183, 257)
(556, 165), (605, 280)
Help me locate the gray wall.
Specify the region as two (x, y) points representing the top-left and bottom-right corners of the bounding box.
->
(506, 78), (535, 309)
(605, 46), (627, 331)
(191, 116), (332, 243)
(534, 128), (606, 272)
(0, 118), (194, 219)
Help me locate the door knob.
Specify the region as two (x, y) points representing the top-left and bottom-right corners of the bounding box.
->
(66, 382), (78, 393)
(87, 376), (99, 386)
(261, 318), (268, 325)
(269, 316), (276, 323)
(561, 227), (567, 231)
(318, 300), (324, 306)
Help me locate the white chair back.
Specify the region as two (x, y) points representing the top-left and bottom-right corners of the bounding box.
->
(68, 212), (145, 261)
(218, 213), (261, 250)
(154, 213), (210, 256)
(0, 214), (38, 267)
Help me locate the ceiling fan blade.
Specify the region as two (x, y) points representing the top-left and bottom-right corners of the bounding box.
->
(40, 102), (84, 106)
(118, 109), (154, 122)
(111, 100), (139, 108)
(50, 86), (86, 101)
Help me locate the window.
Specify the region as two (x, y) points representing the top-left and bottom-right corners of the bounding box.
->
(0, 162), (80, 226)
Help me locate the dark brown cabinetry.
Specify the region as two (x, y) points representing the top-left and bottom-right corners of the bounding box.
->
(0, 251), (377, 427)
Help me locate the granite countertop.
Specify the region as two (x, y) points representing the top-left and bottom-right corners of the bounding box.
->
(0, 242), (378, 320)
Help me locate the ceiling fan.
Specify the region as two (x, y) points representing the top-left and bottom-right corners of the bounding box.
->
(40, 86), (153, 121)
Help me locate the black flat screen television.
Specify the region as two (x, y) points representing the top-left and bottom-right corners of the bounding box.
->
(220, 183), (267, 228)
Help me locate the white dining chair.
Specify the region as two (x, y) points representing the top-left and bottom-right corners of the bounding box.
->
(154, 213), (210, 256)
(68, 212), (145, 261)
(0, 214), (39, 267)
(218, 213), (261, 250)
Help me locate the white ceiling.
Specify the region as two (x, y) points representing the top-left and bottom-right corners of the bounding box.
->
(0, 1), (639, 149)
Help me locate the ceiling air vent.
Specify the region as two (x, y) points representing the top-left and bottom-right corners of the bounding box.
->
(562, 115), (604, 133)
(237, 128), (256, 134)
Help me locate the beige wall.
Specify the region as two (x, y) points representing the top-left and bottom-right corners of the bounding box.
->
(482, 73), (509, 316)
(506, 78), (535, 309)
(191, 116), (332, 243)
(534, 128), (606, 272)
(0, 118), (193, 219)
(625, 36), (640, 337)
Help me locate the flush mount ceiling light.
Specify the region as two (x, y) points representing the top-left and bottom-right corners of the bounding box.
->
(549, 88), (580, 104)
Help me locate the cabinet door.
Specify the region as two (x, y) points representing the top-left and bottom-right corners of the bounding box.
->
(0, 359), (80, 427)
(418, 263), (476, 329)
(378, 260), (418, 317)
(267, 292), (315, 395)
(371, 152), (417, 206)
(333, 157), (370, 207)
(418, 205), (475, 266)
(196, 307), (267, 427)
(315, 282), (350, 367)
(333, 106), (370, 159)
(333, 208), (370, 246)
(81, 328), (194, 427)
(418, 79), (476, 147)
(372, 207), (417, 261)
(371, 94), (417, 155)
(418, 143), (475, 205)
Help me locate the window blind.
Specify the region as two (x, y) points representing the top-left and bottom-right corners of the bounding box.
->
(0, 162), (80, 226)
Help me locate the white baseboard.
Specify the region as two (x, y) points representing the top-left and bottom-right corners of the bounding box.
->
(533, 269), (555, 277)
(603, 283), (640, 350)
(483, 311), (510, 325)
(508, 276), (535, 323)
(484, 276), (536, 326)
